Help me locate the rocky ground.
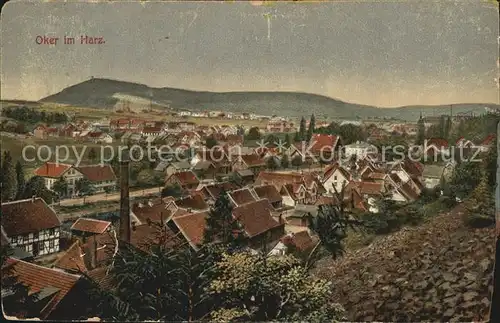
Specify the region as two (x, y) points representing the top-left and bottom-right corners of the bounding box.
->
(314, 203), (496, 322)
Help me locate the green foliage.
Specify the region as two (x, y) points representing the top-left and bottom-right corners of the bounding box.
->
(308, 203), (363, 260)
(52, 176), (68, 199)
(416, 114), (425, 145)
(208, 252), (346, 322)
(203, 191), (241, 246)
(360, 199), (401, 235)
(1, 106), (68, 125)
(293, 131), (301, 143)
(307, 114), (315, 142)
(266, 156), (279, 170)
(22, 176), (56, 204)
(291, 155), (303, 169)
(75, 178), (96, 203)
(337, 124), (367, 145)
(135, 169), (163, 188)
(299, 117), (307, 141)
(15, 161), (25, 200)
(246, 127), (261, 140)
(284, 133), (291, 148)
(206, 136), (218, 149)
(449, 161), (482, 200)
(1, 151), (18, 201)
(483, 137), (497, 189)
(88, 147), (98, 162)
(161, 183), (183, 198)
(281, 153), (290, 169)
(463, 177), (495, 228)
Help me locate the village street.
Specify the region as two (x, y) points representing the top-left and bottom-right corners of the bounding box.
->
(57, 186), (163, 206)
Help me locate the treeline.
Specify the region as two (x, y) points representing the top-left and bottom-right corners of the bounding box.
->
(1, 106), (68, 125)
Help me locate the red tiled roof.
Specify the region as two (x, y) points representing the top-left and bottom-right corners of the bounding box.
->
(3, 258), (81, 319)
(142, 127), (162, 133)
(168, 171), (200, 186)
(253, 185), (283, 204)
(324, 163), (351, 181)
(171, 211), (208, 249)
(281, 231), (319, 252)
(240, 154), (265, 167)
(1, 198), (61, 236)
(175, 194), (209, 210)
(70, 218), (111, 234)
(229, 188), (257, 206)
(309, 134), (339, 153)
(232, 199), (282, 237)
(75, 165), (116, 183)
(358, 181), (385, 195)
(86, 131), (104, 138)
(199, 182), (240, 200)
(53, 240), (88, 273)
(34, 162), (72, 178)
(426, 138), (449, 148)
(480, 134), (496, 146)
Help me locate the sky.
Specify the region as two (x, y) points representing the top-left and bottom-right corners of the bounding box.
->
(1, 0), (498, 107)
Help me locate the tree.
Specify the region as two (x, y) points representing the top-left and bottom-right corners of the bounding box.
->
(266, 157), (279, 170)
(449, 161), (482, 200)
(22, 176), (55, 204)
(444, 116), (452, 139)
(246, 127), (261, 141)
(203, 190), (240, 246)
(291, 155), (303, 170)
(293, 131), (301, 143)
(1, 151), (18, 201)
(281, 153), (290, 169)
(416, 113), (425, 145)
(88, 147), (98, 162)
(75, 178), (96, 204)
(136, 169), (156, 187)
(15, 161), (25, 200)
(284, 133), (291, 148)
(307, 114), (315, 142)
(463, 174), (495, 228)
(299, 117), (306, 141)
(206, 136), (218, 149)
(104, 185), (114, 196)
(52, 176), (68, 203)
(265, 134), (278, 147)
(483, 136), (497, 189)
(208, 252), (346, 322)
(438, 115), (446, 138)
(161, 184), (183, 198)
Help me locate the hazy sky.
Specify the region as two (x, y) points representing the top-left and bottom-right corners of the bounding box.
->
(1, 1), (498, 107)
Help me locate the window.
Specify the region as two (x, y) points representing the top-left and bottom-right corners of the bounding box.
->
(23, 235), (28, 244)
(26, 244), (33, 253)
(33, 232), (39, 240)
(11, 236), (17, 244)
(49, 228), (55, 236)
(334, 176), (337, 180)
(49, 240), (54, 248)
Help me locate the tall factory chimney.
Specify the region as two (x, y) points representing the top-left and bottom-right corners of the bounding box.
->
(119, 148), (131, 243)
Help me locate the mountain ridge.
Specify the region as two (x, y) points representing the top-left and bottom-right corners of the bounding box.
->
(39, 78), (500, 121)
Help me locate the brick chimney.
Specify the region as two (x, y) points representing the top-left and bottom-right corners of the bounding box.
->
(119, 148), (131, 243)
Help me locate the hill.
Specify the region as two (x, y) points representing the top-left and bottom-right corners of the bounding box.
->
(40, 78), (500, 121)
(313, 204), (495, 321)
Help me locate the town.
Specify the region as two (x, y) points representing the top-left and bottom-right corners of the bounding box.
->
(1, 100), (498, 320)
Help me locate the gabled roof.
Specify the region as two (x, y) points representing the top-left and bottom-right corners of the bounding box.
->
(75, 164), (116, 182)
(70, 218), (111, 235)
(324, 163), (351, 181)
(232, 199), (282, 238)
(170, 211), (208, 250)
(167, 171), (200, 186)
(426, 138), (449, 148)
(34, 162), (73, 178)
(199, 182), (240, 200)
(3, 258), (82, 319)
(309, 134), (340, 153)
(253, 185), (283, 204)
(228, 188), (257, 206)
(479, 133), (496, 146)
(175, 194), (209, 211)
(281, 231), (319, 252)
(1, 198), (61, 236)
(357, 181), (385, 196)
(240, 154), (266, 167)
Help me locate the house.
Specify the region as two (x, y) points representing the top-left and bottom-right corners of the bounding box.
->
(175, 194), (210, 212)
(142, 127), (163, 137)
(349, 181), (385, 213)
(228, 188), (258, 207)
(33, 125), (49, 139)
(82, 131), (113, 144)
(253, 185), (283, 210)
(75, 165), (117, 193)
(286, 204), (317, 227)
(234, 169), (255, 185)
(165, 171), (200, 191)
(232, 154), (266, 174)
(163, 160), (192, 176)
(424, 138), (451, 159)
(2, 258), (93, 320)
(166, 211), (209, 250)
(191, 149), (232, 175)
(197, 182), (241, 203)
(34, 162), (117, 196)
(270, 230), (319, 256)
(232, 199), (285, 250)
(478, 134), (496, 152)
(456, 137), (475, 148)
(422, 164), (455, 189)
(70, 218), (111, 237)
(280, 183), (307, 206)
(192, 161), (217, 180)
(343, 141), (378, 160)
(322, 163), (352, 194)
(1, 197), (61, 257)
(385, 173), (420, 203)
